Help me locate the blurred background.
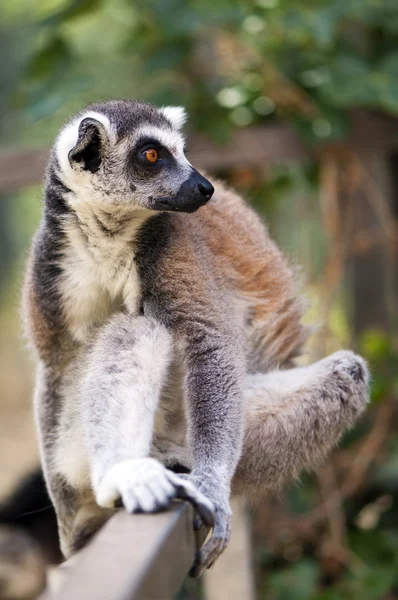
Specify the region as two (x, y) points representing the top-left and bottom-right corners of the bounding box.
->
(0, 0), (397, 599)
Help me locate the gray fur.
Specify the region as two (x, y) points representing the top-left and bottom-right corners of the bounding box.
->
(22, 99), (369, 576)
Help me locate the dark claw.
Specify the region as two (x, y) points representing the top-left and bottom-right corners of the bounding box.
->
(193, 515), (204, 531)
(153, 500), (172, 511)
(189, 557), (202, 578)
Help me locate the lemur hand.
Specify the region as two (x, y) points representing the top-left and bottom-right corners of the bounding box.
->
(186, 472), (232, 577)
(95, 458), (214, 527)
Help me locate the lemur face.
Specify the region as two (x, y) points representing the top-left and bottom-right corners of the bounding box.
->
(55, 100), (214, 213)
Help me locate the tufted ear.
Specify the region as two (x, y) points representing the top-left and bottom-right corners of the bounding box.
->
(160, 106), (187, 131)
(68, 117), (108, 173)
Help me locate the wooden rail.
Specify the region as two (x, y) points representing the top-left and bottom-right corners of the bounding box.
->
(42, 503), (207, 600)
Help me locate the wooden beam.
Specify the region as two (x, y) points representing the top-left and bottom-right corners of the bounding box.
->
(187, 123), (310, 170)
(42, 503), (207, 600)
(204, 497), (255, 600)
(0, 148), (48, 193)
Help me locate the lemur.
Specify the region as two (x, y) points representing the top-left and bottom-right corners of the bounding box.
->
(22, 99), (369, 576)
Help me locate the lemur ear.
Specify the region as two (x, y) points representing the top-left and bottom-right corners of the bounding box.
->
(68, 117), (108, 173)
(160, 106), (187, 131)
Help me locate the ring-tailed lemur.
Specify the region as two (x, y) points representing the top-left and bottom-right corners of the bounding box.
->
(22, 100), (369, 576)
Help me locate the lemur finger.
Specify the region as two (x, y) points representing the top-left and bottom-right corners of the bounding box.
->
(166, 473), (215, 527)
(146, 479), (175, 509)
(166, 472), (213, 528)
(122, 493), (139, 514)
(190, 528), (228, 576)
(96, 483), (121, 509)
(190, 508), (231, 577)
(122, 471), (176, 513)
(131, 483), (162, 513)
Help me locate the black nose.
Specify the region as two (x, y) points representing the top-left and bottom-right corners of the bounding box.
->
(198, 180), (214, 201)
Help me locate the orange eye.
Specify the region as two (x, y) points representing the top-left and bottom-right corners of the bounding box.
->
(144, 148), (158, 163)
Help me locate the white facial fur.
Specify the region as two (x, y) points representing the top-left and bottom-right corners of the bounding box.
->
(55, 111), (116, 183)
(54, 106), (192, 208)
(52, 105), (194, 345)
(159, 106), (187, 131)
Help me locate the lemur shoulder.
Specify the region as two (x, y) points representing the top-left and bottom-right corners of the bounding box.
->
(23, 100), (369, 575)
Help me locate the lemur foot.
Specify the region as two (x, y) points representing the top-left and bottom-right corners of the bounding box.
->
(95, 458), (214, 526)
(318, 350), (369, 414)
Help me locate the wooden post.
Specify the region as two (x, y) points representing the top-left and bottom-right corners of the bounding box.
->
(203, 497), (255, 600)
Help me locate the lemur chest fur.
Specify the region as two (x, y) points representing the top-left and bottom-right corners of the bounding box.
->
(60, 202), (148, 342)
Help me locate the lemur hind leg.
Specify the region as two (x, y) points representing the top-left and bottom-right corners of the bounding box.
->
(68, 499), (116, 554)
(233, 350), (369, 497)
(33, 369), (108, 559)
(36, 458), (111, 558)
(55, 484), (114, 557)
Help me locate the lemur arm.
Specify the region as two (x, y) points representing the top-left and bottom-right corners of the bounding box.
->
(181, 318), (245, 499)
(81, 315), (171, 492)
(151, 265), (246, 578)
(81, 313), (214, 524)
(180, 317), (245, 576)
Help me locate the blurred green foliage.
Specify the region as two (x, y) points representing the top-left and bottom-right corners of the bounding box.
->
(0, 3), (397, 600)
(261, 530), (398, 600)
(361, 330), (398, 403)
(2, 0), (398, 144)
(256, 504), (398, 600)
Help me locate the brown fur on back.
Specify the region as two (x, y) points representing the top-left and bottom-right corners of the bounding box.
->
(190, 180), (309, 370)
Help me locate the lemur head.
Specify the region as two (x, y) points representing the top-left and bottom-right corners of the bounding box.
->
(54, 100), (214, 213)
